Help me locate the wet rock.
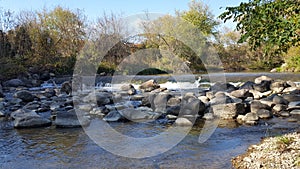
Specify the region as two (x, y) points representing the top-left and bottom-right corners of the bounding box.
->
(230, 89), (252, 99)
(211, 103), (245, 119)
(198, 96), (209, 104)
(14, 114), (51, 128)
(13, 90), (35, 102)
(278, 111), (290, 117)
(23, 102), (41, 110)
(250, 100), (271, 113)
(40, 71), (51, 81)
(166, 105), (181, 116)
(175, 117), (193, 126)
(90, 107), (108, 116)
(256, 109), (272, 119)
(119, 107), (160, 122)
(3, 79), (25, 87)
(83, 92), (112, 106)
(55, 109), (90, 128)
(254, 75), (272, 84)
(139, 79), (160, 92)
(103, 110), (124, 122)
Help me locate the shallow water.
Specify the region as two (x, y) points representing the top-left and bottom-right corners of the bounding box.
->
(0, 117), (298, 169)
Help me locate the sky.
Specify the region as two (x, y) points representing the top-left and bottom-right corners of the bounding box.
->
(1, 0), (247, 30)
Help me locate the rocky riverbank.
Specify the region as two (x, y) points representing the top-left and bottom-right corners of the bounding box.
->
(232, 132), (300, 169)
(0, 75), (299, 128)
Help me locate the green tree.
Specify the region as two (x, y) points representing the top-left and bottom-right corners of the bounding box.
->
(219, 0), (300, 67)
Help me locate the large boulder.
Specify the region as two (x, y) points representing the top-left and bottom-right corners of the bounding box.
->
(180, 98), (206, 116)
(3, 79), (25, 87)
(211, 103), (245, 119)
(14, 90), (35, 102)
(119, 107), (160, 122)
(55, 109), (90, 128)
(270, 80), (289, 93)
(14, 114), (51, 128)
(139, 79), (160, 92)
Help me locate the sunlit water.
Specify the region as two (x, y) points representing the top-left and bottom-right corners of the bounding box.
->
(0, 117), (298, 169)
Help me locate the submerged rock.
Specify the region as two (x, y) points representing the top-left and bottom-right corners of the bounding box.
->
(55, 109), (90, 128)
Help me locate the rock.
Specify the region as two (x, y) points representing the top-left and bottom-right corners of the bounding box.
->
(90, 107), (109, 116)
(60, 81), (72, 95)
(210, 82), (236, 92)
(119, 107), (160, 122)
(211, 103), (245, 119)
(210, 95), (233, 106)
(250, 100), (271, 113)
(270, 80), (289, 93)
(103, 110), (124, 122)
(0, 110), (5, 117)
(278, 111), (290, 117)
(167, 97), (181, 107)
(272, 95), (289, 105)
(181, 98), (206, 116)
(3, 79), (25, 87)
(253, 80), (271, 92)
(55, 109), (90, 128)
(283, 94), (300, 102)
(120, 84), (136, 95)
(288, 101), (300, 110)
(272, 104), (287, 112)
(175, 117), (193, 126)
(23, 102), (41, 110)
(139, 79), (160, 92)
(239, 81), (255, 90)
(283, 87), (299, 94)
(198, 96), (209, 104)
(236, 115), (245, 124)
(230, 89), (252, 99)
(166, 114), (177, 120)
(270, 68), (277, 73)
(203, 113), (214, 120)
(166, 105), (181, 116)
(40, 71), (51, 81)
(254, 76), (272, 84)
(244, 112), (259, 122)
(290, 109), (300, 115)
(13, 90), (35, 102)
(14, 114), (51, 128)
(83, 92), (112, 106)
(256, 109), (272, 119)
(153, 93), (172, 113)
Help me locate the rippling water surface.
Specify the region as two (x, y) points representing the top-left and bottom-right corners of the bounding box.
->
(1, 117), (298, 169)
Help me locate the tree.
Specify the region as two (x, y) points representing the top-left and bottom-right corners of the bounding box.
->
(219, 0), (300, 65)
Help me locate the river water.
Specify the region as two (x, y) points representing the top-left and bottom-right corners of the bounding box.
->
(0, 72), (299, 169)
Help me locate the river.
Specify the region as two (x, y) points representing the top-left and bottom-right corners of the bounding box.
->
(0, 72), (299, 169)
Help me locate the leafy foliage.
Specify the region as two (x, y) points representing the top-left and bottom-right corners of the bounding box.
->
(219, 0), (300, 60)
